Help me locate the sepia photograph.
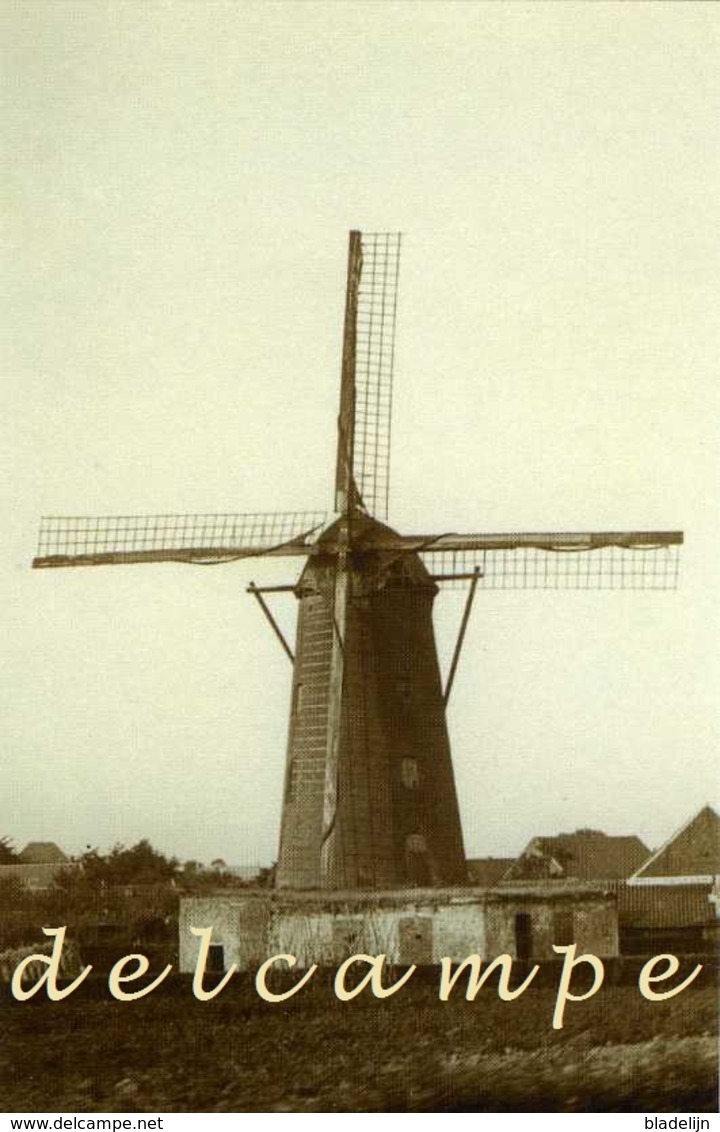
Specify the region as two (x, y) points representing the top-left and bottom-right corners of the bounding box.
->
(3, 0), (719, 1118)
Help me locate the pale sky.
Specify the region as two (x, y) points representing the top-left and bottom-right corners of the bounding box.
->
(3, 1), (719, 867)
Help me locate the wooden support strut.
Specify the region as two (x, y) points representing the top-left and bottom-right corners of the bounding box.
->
(443, 567), (481, 706)
(247, 583), (295, 664)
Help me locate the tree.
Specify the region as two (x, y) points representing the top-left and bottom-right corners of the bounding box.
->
(59, 839), (179, 888)
(257, 863), (276, 888)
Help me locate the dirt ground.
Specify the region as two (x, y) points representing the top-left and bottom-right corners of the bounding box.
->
(1, 968), (717, 1113)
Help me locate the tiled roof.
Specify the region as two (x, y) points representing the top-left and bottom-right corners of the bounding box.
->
(466, 858), (515, 886)
(509, 830), (650, 881)
(615, 880), (716, 927)
(631, 805), (720, 880)
(17, 841), (68, 864)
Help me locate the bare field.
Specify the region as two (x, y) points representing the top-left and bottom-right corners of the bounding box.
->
(1, 972), (717, 1113)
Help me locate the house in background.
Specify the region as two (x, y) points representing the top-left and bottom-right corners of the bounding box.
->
(504, 829), (650, 883)
(17, 842), (68, 867)
(0, 841), (69, 891)
(622, 805), (720, 953)
(628, 805), (719, 887)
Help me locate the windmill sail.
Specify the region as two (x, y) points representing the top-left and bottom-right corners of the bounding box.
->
(334, 231), (362, 516)
(318, 232), (402, 886)
(318, 522), (350, 888)
(347, 529), (683, 590)
(33, 511), (326, 568)
(335, 231), (401, 520)
(417, 530), (683, 590)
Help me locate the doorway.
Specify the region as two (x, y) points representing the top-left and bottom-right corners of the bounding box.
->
(515, 912), (533, 960)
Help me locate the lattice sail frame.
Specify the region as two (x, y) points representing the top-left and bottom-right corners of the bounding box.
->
(33, 512), (326, 567)
(421, 542), (681, 590)
(349, 232), (401, 520)
(34, 516), (683, 589)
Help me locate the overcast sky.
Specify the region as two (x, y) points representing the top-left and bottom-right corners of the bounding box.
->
(4, 1), (719, 867)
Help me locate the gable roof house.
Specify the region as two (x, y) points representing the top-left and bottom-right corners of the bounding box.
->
(628, 805), (720, 887)
(0, 841), (69, 891)
(621, 806), (720, 952)
(505, 829), (650, 883)
(17, 842), (68, 866)
(496, 814), (719, 955)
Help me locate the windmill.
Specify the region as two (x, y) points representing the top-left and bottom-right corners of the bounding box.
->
(33, 231), (682, 892)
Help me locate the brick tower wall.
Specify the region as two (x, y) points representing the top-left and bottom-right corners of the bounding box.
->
(276, 583), (335, 889)
(276, 542), (468, 891)
(335, 570), (468, 888)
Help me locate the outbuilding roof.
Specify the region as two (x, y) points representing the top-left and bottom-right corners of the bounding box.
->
(466, 857), (515, 886)
(508, 829), (650, 881)
(629, 805), (720, 883)
(17, 841), (68, 864)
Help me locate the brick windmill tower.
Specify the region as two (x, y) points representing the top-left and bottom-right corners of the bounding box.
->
(34, 232), (682, 893)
